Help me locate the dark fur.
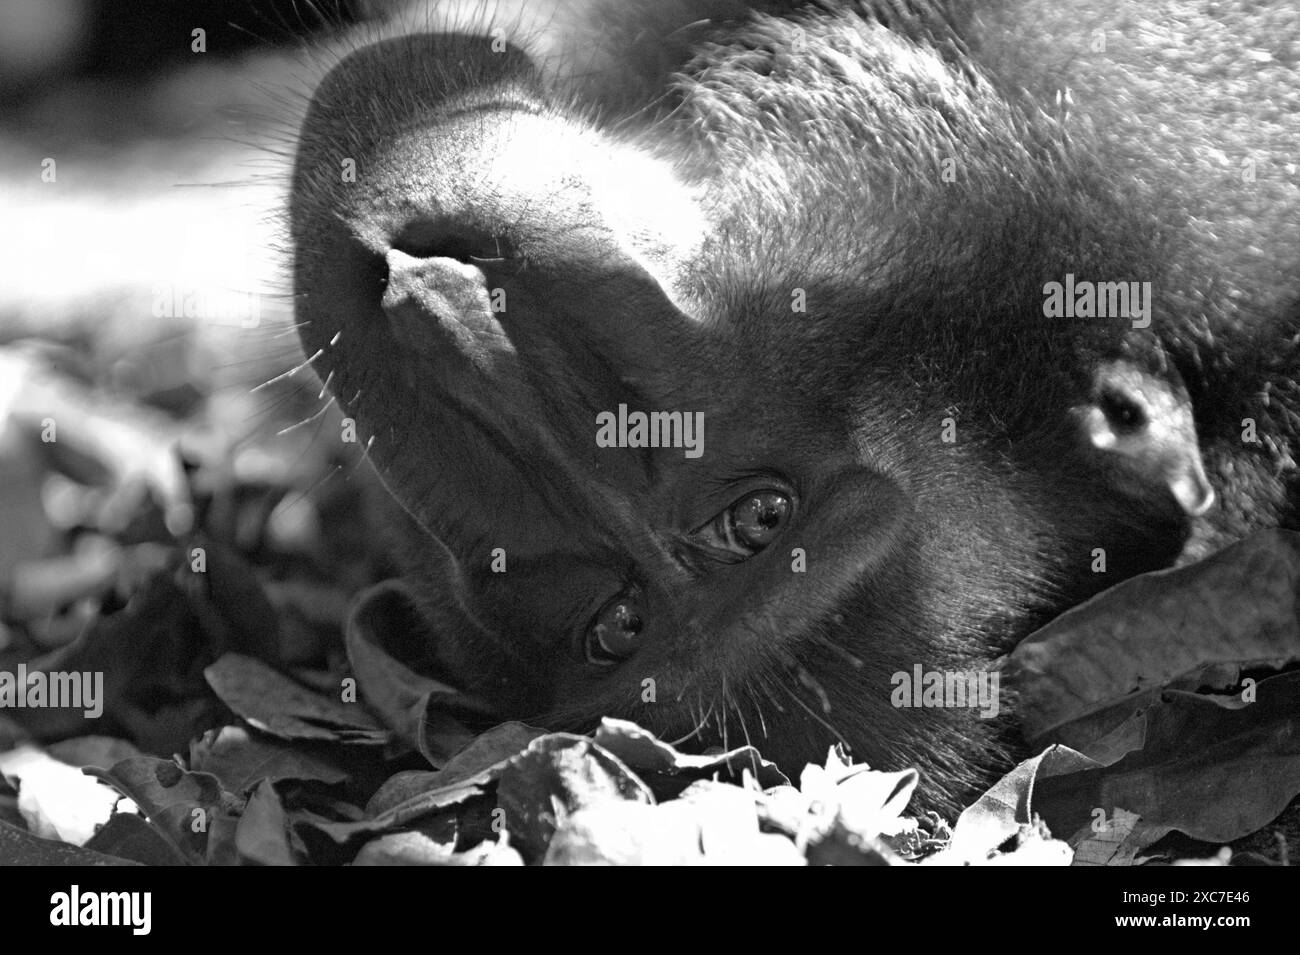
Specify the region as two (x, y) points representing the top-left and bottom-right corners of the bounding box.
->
(290, 0), (1299, 811)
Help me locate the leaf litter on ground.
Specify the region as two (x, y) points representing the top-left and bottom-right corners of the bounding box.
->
(0, 343), (1297, 864)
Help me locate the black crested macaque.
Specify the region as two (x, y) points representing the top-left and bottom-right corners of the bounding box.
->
(289, 0), (1300, 811)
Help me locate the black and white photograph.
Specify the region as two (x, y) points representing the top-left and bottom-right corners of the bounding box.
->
(0, 0), (1296, 897)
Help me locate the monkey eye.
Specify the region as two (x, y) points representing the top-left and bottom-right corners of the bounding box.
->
(1099, 388), (1148, 434)
(691, 489), (792, 560)
(584, 587), (645, 665)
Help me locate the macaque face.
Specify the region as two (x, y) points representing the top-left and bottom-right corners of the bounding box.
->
(289, 4), (1254, 807)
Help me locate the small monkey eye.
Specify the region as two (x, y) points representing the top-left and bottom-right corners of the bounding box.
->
(730, 491), (791, 548)
(691, 489), (793, 560)
(1099, 388), (1147, 434)
(584, 587), (645, 665)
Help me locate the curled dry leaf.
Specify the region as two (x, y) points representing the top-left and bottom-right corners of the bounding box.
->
(204, 653), (389, 745)
(1032, 670), (1300, 847)
(299, 722), (550, 847)
(353, 830), (524, 866)
(365, 721), (548, 817)
(345, 581), (492, 763)
(1006, 529), (1300, 746)
(935, 745), (1092, 864)
(85, 756), (229, 865)
(592, 717), (789, 789)
(236, 780), (298, 866)
(497, 734), (655, 862)
(541, 784), (804, 866)
(188, 725), (348, 796)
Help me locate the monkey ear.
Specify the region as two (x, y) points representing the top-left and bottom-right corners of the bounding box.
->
(1078, 359), (1216, 517)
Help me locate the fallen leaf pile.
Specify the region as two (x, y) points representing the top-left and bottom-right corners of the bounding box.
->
(0, 345), (1297, 865)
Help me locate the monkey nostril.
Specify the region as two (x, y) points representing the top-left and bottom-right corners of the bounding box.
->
(391, 217), (514, 266)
